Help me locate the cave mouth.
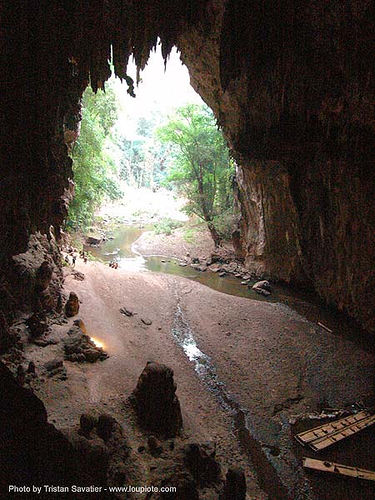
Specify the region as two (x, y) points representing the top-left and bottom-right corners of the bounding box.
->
(1, 2), (375, 499)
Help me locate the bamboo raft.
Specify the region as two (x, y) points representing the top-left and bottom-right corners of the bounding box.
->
(295, 410), (375, 451)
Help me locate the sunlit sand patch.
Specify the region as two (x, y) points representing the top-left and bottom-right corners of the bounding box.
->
(90, 337), (105, 349)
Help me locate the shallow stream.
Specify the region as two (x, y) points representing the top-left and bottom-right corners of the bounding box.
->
(85, 224), (370, 346)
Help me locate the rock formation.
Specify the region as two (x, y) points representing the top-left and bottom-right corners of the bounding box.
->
(184, 442), (222, 486)
(0, 362), (99, 492)
(221, 467), (247, 500)
(131, 361), (183, 437)
(65, 292), (80, 317)
(63, 325), (108, 362)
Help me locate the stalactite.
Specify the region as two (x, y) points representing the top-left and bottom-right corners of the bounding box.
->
(59, 0), (210, 93)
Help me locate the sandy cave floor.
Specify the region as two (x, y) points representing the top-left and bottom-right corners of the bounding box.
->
(24, 259), (375, 499)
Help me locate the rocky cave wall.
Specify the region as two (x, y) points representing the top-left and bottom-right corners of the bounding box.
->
(0, 0), (374, 337)
(178, 0), (375, 332)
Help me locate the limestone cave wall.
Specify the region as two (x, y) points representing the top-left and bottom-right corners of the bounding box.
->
(178, 0), (375, 332)
(0, 0), (374, 335)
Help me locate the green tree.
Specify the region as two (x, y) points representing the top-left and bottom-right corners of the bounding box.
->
(157, 104), (235, 246)
(67, 87), (121, 229)
(118, 115), (174, 188)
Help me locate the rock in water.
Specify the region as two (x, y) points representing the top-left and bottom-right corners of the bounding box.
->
(251, 280), (272, 296)
(221, 467), (246, 500)
(184, 442), (221, 486)
(131, 361), (183, 437)
(65, 292), (79, 317)
(85, 234), (102, 245)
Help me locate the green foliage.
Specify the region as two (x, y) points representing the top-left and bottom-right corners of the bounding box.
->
(118, 114), (174, 188)
(154, 218), (184, 236)
(67, 87), (122, 230)
(157, 104), (235, 245)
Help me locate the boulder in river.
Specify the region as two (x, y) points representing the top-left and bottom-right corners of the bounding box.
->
(130, 361), (183, 437)
(251, 280), (272, 296)
(85, 234), (102, 246)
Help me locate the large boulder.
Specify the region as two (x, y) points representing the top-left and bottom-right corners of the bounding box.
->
(251, 280), (272, 296)
(63, 326), (108, 363)
(131, 361), (183, 438)
(0, 362), (97, 491)
(85, 234), (102, 246)
(65, 291), (79, 317)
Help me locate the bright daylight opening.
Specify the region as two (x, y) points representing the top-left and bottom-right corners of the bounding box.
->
(64, 46), (243, 296)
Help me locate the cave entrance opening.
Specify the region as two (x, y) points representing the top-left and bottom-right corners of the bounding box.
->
(65, 46), (239, 272)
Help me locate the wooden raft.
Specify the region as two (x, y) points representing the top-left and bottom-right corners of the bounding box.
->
(303, 457), (375, 481)
(295, 410), (375, 451)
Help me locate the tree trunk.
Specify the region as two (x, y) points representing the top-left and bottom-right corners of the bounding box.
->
(207, 221), (222, 247)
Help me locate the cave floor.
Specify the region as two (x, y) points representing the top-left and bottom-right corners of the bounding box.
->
(25, 260), (375, 499)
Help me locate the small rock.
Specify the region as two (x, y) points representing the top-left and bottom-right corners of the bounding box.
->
(179, 262), (187, 267)
(16, 365), (25, 385)
(141, 318), (152, 326)
(160, 471), (199, 500)
(240, 281), (248, 285)
(72, 270), (85, 281)
(73, 318), (87, 334)
(27, 361), (36, 374)
(26, 313), (49, 338)
(147, 435), (162, 457)
(96, 414), (117, 441)
(120, 307), (134, 317)
(219, 272), (226, 277)
(33, 336), (59, 347)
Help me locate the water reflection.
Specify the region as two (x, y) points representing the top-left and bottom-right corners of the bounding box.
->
(85, 225), (270, 300)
